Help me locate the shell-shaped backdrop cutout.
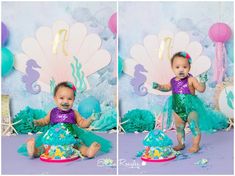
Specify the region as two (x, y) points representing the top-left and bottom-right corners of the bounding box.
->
(123, 31), (211, 95)
(215, 80), (234, 119)
(14, 20), (111, 93)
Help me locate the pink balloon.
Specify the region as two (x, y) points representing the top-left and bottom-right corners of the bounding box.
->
(208, 23), (232, 43)
(108, 13), (117, 35)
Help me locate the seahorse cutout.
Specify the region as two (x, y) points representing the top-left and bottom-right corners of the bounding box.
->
(130, 64), (148, 96)
(22, 59), (41, 94)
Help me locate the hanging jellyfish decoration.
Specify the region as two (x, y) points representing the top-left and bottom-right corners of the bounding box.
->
(208, 23), (232, 85)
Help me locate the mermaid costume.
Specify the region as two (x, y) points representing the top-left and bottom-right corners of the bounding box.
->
(18, 108), (112, 157)
(162, 74), (229, 136)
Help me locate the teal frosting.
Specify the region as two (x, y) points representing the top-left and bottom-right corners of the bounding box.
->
(143, 130), (173, 147)
(42, 123), (77, 145)
(121, 109), (155, 132)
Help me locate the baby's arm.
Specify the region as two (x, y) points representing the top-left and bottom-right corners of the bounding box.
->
(152, 82), (172, 92)
(74, 110), (95, 128)
(34, 111), (51, 126)
(190, 77), (206, 93)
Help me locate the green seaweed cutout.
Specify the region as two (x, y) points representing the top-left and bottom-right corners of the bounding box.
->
(50, 77), (56, 95)
(225, 88), (234, 109)
(71, 56), (87, 93)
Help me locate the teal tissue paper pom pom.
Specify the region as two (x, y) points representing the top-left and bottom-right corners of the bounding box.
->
(13, 106), (51, 134)
(121, 109), (155, 132)
(77, 96), (101, 119)
(90, 106), (117, 131)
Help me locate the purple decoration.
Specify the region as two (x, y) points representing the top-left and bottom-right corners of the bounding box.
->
(22, 59), (41, 94)
(1, 22), (9, 47)
(130, 64), (148, 96)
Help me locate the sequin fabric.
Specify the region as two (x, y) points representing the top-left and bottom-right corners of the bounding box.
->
(171, 74), (192, 121)
(172, 94), (193, 121)
(50, 108), (76, 124)
(171, 74), (192, 94)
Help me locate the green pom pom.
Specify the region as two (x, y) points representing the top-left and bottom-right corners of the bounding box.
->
(90, 107), (117, 131)
(121, 109), (155, 132)
(13, 106), (51, 134)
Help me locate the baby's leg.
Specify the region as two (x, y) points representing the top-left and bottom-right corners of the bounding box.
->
(27, 138), (35, 158)
(188, 111), (201, 153)
(26, 138), (45, 158)
(79, 142), (101, 158)
(173, 112), (186, 151)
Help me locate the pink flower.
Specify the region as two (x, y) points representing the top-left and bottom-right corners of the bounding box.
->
(72, 85), (76, 91)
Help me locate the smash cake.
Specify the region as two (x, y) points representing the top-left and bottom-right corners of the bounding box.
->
(141, 130), (176, 162)
(40, 123), (80, 162)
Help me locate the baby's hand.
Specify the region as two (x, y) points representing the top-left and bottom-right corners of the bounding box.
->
(89, 115), (96, 122)
(152, 82), (159, 89)
(90, 111), (101, 120)
(33, 120), (39, 126)
(198, 72), (208, 83)
(90, 116), (96, 120)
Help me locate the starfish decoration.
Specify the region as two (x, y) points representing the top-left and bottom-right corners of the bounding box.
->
(2, 119), (22, 135)
(65, 129), (70, 135)
(226, 118), (234, 131)
(118, 118), (129, 133)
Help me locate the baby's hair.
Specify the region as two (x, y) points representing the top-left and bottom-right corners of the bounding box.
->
(54, 81), (77, 97)
(171, 51), (192, 65)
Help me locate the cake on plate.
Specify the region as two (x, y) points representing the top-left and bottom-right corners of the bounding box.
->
(141, 130), (176, 162)
(40, 123), (80, 162)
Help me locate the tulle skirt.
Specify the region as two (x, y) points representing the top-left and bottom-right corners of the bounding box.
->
(162, 94), (229, 136)
(17, 123), (112, 157)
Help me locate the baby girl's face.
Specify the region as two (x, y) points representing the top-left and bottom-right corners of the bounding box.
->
(54, 87), (75, 111)
(172, 56), (190, 79)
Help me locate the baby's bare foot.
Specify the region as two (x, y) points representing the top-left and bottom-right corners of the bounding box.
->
(188, 144), (200, 153)
(27, 138), (35, 158)
(173, 144), (185, 151)
(87, 142), (101, 158)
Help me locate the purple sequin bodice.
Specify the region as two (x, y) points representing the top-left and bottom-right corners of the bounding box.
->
(171, 74), (191, 94)
(50, 108), (76, 124)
